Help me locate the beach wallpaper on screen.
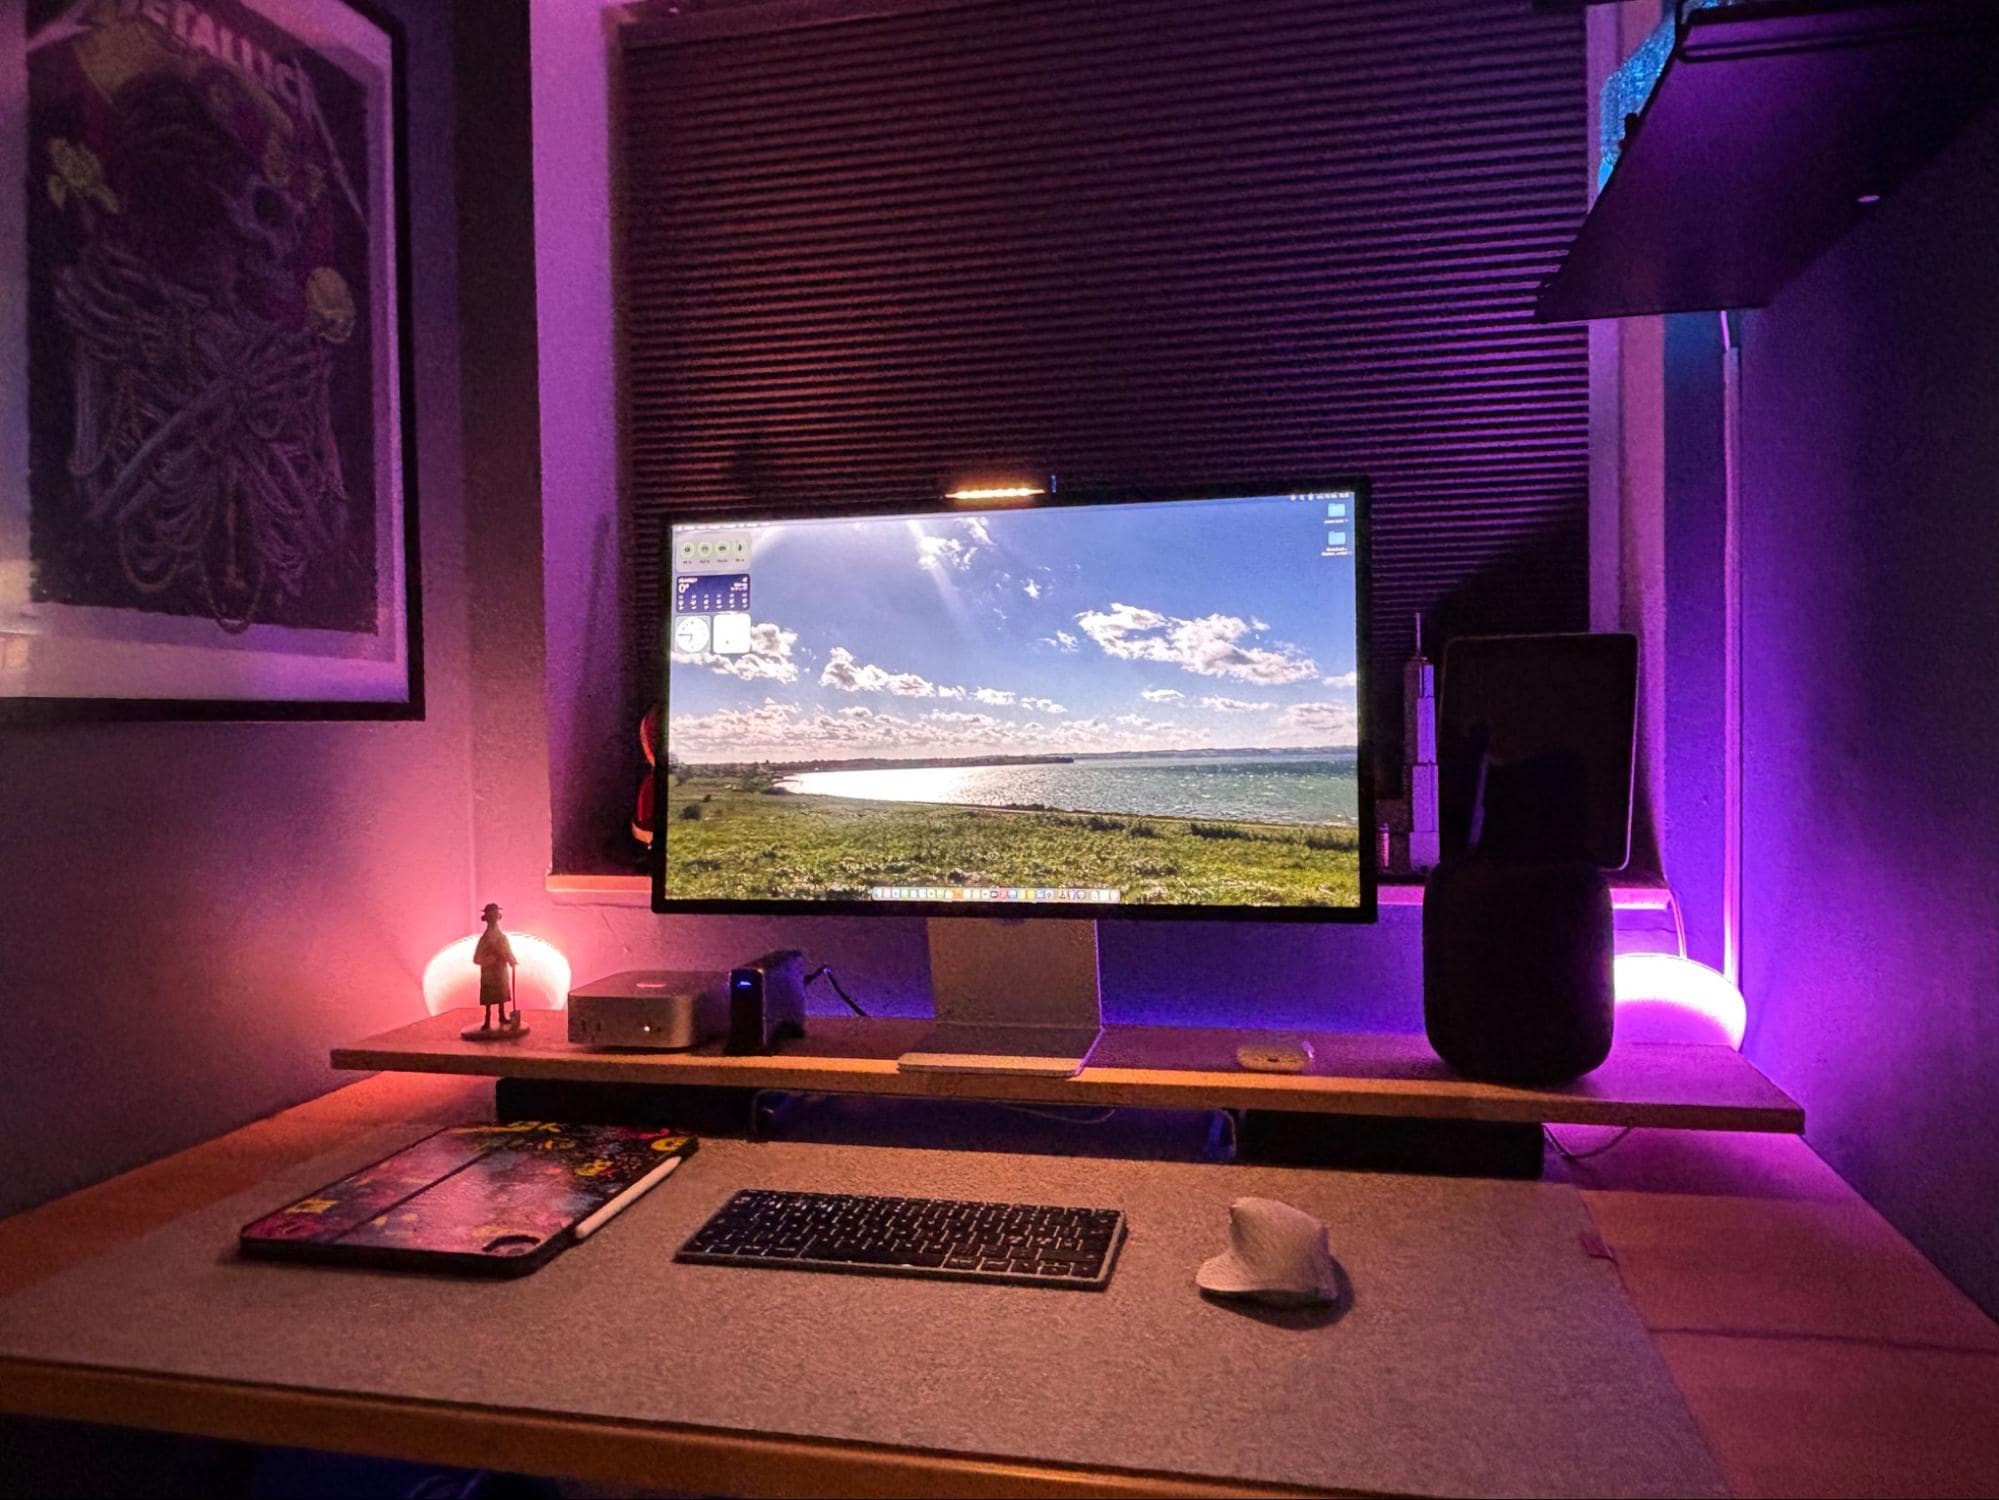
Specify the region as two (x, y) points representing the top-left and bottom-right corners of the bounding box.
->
(662, 493), (1362, 907)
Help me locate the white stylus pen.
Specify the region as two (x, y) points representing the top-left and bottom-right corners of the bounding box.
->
(572, 1155), (685, 1241)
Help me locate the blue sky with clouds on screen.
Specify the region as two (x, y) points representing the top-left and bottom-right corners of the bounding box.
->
(667, 494), (1359, 763)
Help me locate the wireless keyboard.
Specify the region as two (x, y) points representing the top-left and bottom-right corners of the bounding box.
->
(676, 1189), (1126, 1289)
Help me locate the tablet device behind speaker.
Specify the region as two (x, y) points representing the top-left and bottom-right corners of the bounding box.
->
(1438, 633), (1637, 869)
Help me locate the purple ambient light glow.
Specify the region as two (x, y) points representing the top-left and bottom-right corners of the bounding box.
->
(421, 932), (574, 1016)
(1613, 952), (1747, 1048)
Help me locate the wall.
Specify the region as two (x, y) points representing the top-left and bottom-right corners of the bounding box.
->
(1660, 311), (1725, 970)
(458, 0), (557, 923)
(0, 0), (472, 1219)
(1736, 112), (1999, 1316)
(1587, 1), (1671, 875)
(532, 0), (629, 879)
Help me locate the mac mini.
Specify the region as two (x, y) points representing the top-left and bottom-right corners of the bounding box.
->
(567, 969), (728, 1050)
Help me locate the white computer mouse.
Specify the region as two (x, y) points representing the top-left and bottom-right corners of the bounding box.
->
(1195, 1196), (1340, 1308)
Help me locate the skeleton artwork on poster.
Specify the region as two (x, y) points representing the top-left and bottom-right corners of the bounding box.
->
(50, 128), (357, 631)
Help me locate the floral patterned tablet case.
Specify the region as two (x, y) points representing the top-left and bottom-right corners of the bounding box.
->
(239, 1122), (698, 1276)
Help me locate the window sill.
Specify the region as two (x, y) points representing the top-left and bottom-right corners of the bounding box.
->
(1380, 875), (1672, 911)
(546, 873), (652, 907)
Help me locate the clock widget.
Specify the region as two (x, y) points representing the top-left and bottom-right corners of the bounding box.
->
(672, 615), (711, 655)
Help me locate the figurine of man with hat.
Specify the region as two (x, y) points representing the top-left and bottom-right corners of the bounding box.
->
(462, 902), (529, 1040)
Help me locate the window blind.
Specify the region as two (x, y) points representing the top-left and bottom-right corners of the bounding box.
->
(617, 0), (1588, 771)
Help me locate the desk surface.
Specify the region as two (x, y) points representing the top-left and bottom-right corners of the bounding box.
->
(1, 1073), (1995, 1498)
(0, 1093), (1721, 1498)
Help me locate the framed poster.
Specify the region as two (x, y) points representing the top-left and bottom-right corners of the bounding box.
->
(1, 0), (420, 719)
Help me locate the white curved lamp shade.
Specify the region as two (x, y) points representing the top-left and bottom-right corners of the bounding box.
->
(421, 933), (573, 1016)
(1613, 952), (1746, 1048)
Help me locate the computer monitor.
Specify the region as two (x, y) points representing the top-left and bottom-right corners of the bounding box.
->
(653, 482), (1373, 1070)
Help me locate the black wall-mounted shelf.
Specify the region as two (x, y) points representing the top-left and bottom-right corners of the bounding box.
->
(1536, 0), (1999, 323)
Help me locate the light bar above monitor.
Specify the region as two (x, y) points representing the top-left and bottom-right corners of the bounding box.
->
(653, 482), (1373, 922)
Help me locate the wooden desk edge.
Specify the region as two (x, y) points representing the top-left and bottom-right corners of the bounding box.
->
(0, 1356), (1357, 1500)
(329, 1044), (1805, 1135)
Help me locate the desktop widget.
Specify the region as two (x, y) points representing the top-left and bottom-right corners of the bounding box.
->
(673, 532), (758, 663)
(676, 573), (752, 615)
(674, 533), (751, 568)
(670, 612), (754, 656)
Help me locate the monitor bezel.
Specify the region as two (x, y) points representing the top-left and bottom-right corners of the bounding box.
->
(651, 478), (1375, 924)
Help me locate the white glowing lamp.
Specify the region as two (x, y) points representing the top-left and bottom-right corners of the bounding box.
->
(1613, 952), (1746, 1049)
(421, 932), (573, 1017)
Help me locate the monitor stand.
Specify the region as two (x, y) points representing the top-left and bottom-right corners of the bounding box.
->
(896, 918), (1105, 1078)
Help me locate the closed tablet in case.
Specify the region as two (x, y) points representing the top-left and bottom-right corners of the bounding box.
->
(239, 1121), (697, 1276)
(1439, 632), (1639, 869)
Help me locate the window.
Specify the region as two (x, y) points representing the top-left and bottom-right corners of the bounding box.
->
(616, 0), (1588, 792)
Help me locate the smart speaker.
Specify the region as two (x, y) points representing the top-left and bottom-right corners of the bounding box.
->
(1422, 855), (1613, 1085)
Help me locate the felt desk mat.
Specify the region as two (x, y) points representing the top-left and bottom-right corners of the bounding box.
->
(0, 1127), (1725, 1498)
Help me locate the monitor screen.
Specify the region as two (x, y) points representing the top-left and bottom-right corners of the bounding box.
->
(655, 484), (1371, 919)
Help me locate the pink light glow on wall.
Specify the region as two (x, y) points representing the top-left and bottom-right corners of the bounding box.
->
(421, 932), (573, 1016)
(1613, 952), (1746, 1048)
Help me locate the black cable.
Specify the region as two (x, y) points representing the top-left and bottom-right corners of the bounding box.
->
(1544, 1124), (1635, 1161)
(804, 964), (869, 1017)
